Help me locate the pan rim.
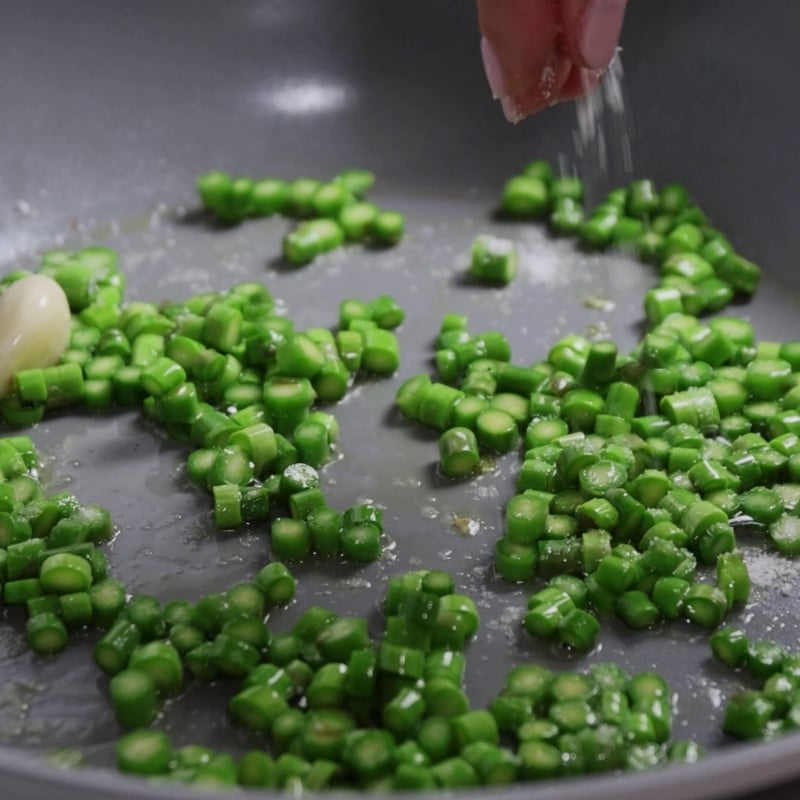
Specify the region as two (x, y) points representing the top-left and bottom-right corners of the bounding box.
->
(3, 730), (800, 800)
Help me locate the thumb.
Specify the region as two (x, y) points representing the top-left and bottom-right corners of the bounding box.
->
(477, 0), (572, 120)
(560, 0), (628, 71)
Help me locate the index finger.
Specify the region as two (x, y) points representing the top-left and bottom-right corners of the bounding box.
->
(477, 0), (572, 120)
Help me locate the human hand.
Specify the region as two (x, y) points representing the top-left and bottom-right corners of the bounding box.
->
(478, 0), (628, 122)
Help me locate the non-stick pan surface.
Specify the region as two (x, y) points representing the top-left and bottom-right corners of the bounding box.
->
(1, 3), (800, 799)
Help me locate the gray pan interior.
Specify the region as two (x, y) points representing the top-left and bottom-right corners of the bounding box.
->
(1, 2), (800, 799)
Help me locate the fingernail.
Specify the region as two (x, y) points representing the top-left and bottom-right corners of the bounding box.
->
(578, 0), (627, 70)
(500, 96), (524, 124)
(481, 37), (509, 99)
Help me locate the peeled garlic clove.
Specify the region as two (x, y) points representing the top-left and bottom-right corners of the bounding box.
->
(0, 274), (72, 399)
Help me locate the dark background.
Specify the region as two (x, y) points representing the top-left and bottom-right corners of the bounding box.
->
(1, 1), (799, 286)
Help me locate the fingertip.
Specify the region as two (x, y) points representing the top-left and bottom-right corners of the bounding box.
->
(476, 0), (560, 96)
(561, 0), (628, 71)
(477, 0), (608, 122)
(501, 54), (575, 122)
(481, 37), (509, 100)
(500, 96), (527, 124)
(559, 65), (602, 102)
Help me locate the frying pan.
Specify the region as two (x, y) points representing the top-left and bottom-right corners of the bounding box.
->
(1, 2), (800, 799)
